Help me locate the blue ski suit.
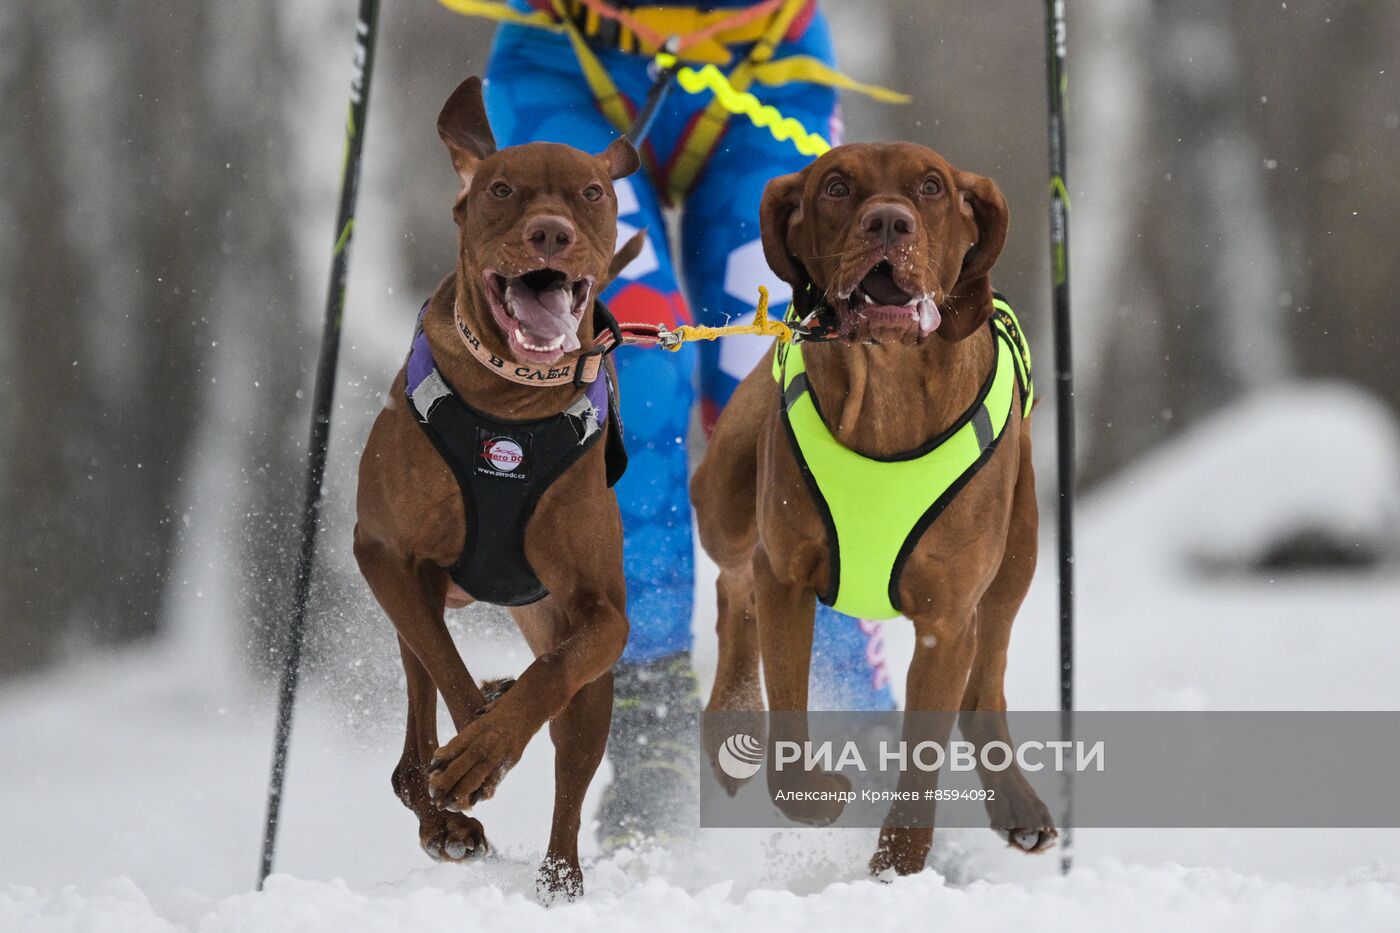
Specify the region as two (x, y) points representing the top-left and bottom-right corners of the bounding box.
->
(482, 0), (894, 710)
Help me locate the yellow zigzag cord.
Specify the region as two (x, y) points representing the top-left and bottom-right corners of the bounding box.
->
(664, 286), (792, 350)
(654, 53), (831, 157)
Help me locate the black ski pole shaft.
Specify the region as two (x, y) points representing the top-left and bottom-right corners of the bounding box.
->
(1043, 0), (1076, 876)
(258, 0), (381, 890)
(627, 56), (679, 147)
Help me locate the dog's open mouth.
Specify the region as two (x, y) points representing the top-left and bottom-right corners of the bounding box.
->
(835, 261), (941, 343)
(483, 267), (594, 364)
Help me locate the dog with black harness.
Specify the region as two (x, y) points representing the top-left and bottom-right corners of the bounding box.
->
(353, 76), (645, 900)
(404, 299), (629, 607)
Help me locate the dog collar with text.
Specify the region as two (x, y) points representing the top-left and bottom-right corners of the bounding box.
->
(453, 297), (623, 389)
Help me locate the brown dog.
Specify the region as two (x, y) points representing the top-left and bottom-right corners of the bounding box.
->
(693, 142), (1056, 875)
(353, 77), (644, 899)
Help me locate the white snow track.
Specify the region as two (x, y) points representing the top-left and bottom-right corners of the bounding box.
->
(2, 384), (1398, 931)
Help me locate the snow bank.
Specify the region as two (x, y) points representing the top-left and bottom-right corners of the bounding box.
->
(1086, 382), (1400, 569)
(3, 383), (1399, 930)
(5, 862), (1399, 933)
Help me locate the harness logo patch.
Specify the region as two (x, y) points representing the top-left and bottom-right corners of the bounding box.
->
(477, 430), (530, 481)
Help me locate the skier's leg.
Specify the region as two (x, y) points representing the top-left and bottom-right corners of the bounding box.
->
(678, 11), (895, 713)
(487, 27), (697, 666)
(485, 27), (702, 846)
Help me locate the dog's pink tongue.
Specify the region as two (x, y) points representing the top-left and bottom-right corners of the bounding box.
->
(506, 282), (581, 352)
(917, 298), (942, 336)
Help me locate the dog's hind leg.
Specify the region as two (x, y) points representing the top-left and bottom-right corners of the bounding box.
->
(708, 565), (764, 713)
(693, 391), (764, 728)
(752, 546), (850, 826)
(703, 564), (765, 794)
(958, 428), (1056, 853)
(691, 367), (770, 789)
(392, 636), (489, 862)
(539, 670), (612, 901)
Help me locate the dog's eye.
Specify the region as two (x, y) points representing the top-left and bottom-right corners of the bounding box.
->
(920, 177), (943, 197)
(490, 182), (513, 199)
(825, 177), (850, 198)
(582, 184), (604, 202)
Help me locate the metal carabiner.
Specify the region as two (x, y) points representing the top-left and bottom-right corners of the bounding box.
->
(655, 326), (684, 351)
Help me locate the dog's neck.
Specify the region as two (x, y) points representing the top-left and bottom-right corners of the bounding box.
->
(422, 274), (593, 420)
(799, 326), (995, 457)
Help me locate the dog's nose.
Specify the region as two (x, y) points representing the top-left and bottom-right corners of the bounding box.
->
(524, 214), (575, 260)
(860, 203), (916, 247)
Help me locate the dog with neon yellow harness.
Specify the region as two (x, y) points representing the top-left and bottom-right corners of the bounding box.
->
(692, 141), (1057, 876)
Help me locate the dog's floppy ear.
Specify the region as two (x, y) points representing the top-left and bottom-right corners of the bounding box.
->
(597, 136), (641, 181)
(604, 228), (647, 288)
(939, 170), (1010, 342)
(438, 76), (497, 197)
(759, 171), (807, 289)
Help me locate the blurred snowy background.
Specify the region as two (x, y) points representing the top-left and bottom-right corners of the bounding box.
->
(2, 1), (1399, 929)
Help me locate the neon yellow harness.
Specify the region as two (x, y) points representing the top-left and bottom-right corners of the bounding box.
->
(773, 298), (1033, 620)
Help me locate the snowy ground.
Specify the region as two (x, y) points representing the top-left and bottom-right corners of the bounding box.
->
(3, 382), (1400, 931)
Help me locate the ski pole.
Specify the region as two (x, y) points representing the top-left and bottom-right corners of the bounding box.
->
(628, 45), (680, 147)
(258, 0), (381, 890)
(1043, 0), (1076, 877)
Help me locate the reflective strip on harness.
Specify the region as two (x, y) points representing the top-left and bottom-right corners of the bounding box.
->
(774, 301), (1033, 620)
(411, 370), (453, 421)
(992, 296), (1034, 416)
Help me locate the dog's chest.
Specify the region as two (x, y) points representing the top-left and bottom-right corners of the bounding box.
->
(761, 324), (1029, 620)
(401, 307), (622, 606)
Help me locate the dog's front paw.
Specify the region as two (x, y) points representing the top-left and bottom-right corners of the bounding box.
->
(419, 809), (490, 862)
(869, 825), (933, 877)
(995, 826), (1058, 853)
(986, 772), (1057, 853)
(535, 854), (583, 904)
(427, 711), (527, 811)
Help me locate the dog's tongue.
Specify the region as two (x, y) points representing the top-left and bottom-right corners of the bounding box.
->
(916, 297), (942, 336)
(861, 267), (912, 306)
(506, 280), (581, 352)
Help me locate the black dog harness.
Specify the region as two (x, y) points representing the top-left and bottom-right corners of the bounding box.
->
(404, 303), (627, 606)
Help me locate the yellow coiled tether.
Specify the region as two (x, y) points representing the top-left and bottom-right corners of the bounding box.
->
(654, 53), (832, 157)
(660, 286), (793, 350)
